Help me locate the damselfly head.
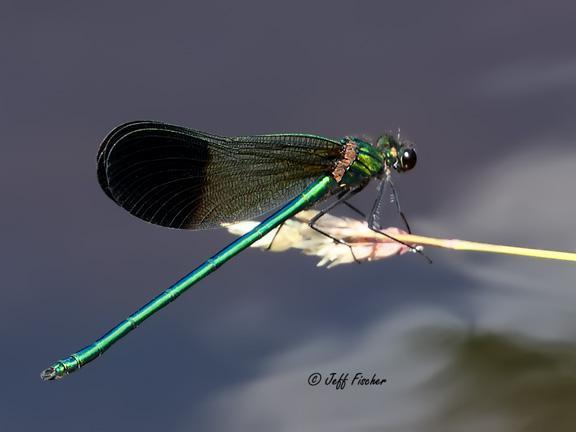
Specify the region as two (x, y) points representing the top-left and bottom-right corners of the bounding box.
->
(376, 134), (417, 173)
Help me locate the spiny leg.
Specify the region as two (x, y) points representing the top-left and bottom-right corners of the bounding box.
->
(308, 187), (366, 264)
(367, 177), (388, 230)
(268, 188), (365, 253)
(368, 178), (432, 263)
(388, 178), (411, 234)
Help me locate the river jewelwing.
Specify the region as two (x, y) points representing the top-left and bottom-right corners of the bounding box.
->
(41, 121), (418, 380)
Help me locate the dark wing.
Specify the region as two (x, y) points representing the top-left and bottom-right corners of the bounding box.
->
(97, 121), (342, 229)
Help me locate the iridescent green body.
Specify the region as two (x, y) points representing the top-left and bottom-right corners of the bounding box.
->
(341, 138), (386, 187)
(43, 176), (338, 380)
(41, 122), (414, 380)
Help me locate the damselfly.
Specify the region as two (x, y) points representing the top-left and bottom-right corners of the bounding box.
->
(41, 121), (417, 380)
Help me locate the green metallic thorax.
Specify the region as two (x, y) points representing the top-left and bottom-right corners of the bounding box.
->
(340, 138), (385, 188)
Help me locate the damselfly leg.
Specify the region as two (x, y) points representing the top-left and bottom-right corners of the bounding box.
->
(265, 222), (285, 250)
(368, 176), (432, 263)
(308, 187), (368, 263)
(387, 179), (412, 234)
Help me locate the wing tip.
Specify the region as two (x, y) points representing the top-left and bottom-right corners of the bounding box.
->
(97, 121), (172, 201)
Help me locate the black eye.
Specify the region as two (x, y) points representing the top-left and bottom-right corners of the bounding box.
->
(400, 148), (417, 171)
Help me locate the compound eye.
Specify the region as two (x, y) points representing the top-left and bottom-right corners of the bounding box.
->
(400, 148), (417, 171)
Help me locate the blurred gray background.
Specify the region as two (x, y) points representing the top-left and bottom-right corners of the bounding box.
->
(2, 1), (576, 431)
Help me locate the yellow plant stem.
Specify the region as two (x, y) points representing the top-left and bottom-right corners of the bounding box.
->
(388, 233), (576, 263)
